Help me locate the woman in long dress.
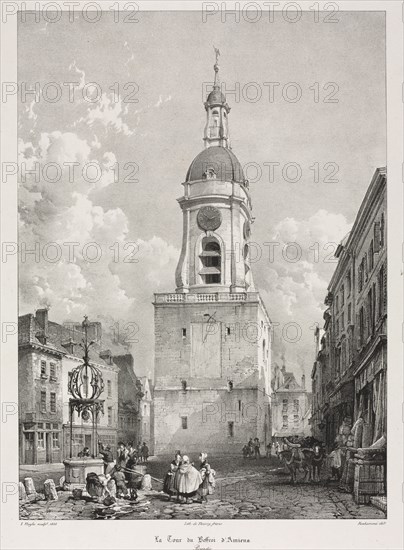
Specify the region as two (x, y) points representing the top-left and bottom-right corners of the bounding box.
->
(173, 455), (202, 504)
(163, 450), (182, 501)
(198, 452), (216, 503)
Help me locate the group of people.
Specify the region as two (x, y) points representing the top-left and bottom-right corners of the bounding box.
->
(116, 441), (150, 465)
(83, 442), (146, 502)
(94, 440), (150, 499)
(97, 441), (150, 475)
(242, 437), (261, 459)
(163, 451), (216, 504)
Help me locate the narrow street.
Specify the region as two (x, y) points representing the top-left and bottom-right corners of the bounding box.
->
(19, 455), (385, 521)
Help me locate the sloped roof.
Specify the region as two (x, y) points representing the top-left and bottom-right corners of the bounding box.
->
(19, 312), (128, 369)
(275, 371), (305, 393)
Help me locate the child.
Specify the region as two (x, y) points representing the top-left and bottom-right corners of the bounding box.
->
(112, 466), (128, 498)
(198, 452), (216, 503)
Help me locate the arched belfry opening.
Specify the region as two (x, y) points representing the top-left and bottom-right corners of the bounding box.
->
(199, 236), (221, 284)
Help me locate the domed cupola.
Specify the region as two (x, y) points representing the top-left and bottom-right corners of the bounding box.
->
(186, 146), (245, 183)
(205, 87), (227, 107)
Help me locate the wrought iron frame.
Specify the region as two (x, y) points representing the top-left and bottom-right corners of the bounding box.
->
(67, 316), (105, 458)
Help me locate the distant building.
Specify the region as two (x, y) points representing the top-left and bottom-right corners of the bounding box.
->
(114, 354), (143, 446)
(139, 377), (154, 454)
(271, 360), (312, 439)
(310, 326), (327, 443)
(18, 309), (141, 464)
(312, 167), (387, 451)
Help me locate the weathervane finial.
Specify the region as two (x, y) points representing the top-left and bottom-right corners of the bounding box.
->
(213, 46), (220, 86)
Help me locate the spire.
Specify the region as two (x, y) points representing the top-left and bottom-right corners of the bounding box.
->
(203, 47), (230, 149)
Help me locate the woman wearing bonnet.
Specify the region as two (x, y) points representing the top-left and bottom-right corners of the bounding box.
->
(173, 455), (202, 504)
(198, 452), (216, 503)
(163, 450), (182, 501)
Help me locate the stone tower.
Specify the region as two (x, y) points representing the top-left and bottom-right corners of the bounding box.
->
(153, 56), (272, 455)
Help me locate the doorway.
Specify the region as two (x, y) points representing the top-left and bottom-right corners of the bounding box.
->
(46, 432), (52, 463)
(24, 432), (34, 464)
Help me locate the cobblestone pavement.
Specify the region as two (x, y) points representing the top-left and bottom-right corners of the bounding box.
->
(19, 455), (386, 521)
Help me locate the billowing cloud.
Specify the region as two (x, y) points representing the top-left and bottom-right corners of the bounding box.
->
(255, 209), (352, 373)
(79, 93), (135, 136)
(18, 127), (178, 377)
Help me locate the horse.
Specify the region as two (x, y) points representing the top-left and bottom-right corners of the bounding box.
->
(278, 449), (313, 484)
(310, 444), (326, 482)
(278, 445), (325, 484)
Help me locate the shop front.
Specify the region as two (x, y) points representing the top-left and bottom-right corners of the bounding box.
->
(20, 420), (62, 465)
(326, 380), (354, 450)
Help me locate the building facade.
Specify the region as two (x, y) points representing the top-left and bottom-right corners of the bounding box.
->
(115, 354), (143, 446)
(19, 311), (63, 465)
(19, 309), (142, 464)
(352, 169), (387, 447)
(272, 362), (312, 439)
(139, 377), (154, 454)
(153, 60), (272, 455)
(311, 167), (386, 450)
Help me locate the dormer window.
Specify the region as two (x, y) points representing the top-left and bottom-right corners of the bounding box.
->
(199, 237), (221, 284)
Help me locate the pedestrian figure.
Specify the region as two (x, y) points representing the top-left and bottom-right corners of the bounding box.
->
(86, 472), (107, 502)
(127, 442), (136, 461)
(174, 455), (202, 504)
(163, 450), (182, 501)
(242, 444), (249, 459)
(125, 452), (139, 501)
(99, 443), (115, 475)
(137, 443), (143, 463)
(116, 442), (129, 469)
(78, 446), (90, 458)
(254, 437), (261, 459)
(328, 445), (342, 481)
(141, 442), (149, 463)
(198, 452), (216, 503)
(248, 438), (254, 458)
(112, 466), (128, 498)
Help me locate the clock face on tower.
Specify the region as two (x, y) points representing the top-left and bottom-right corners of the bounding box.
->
(197, 206), (222, 231)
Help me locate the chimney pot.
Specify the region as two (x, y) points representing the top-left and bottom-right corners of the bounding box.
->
(35, 308), (49, 333)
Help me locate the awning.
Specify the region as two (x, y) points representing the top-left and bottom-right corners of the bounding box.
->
(273, 432), (304, 438)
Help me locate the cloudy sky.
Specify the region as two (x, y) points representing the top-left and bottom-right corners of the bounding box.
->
(18, 10), (386, 380)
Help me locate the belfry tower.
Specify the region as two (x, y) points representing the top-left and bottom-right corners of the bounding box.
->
(153, 54), (272, 455)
